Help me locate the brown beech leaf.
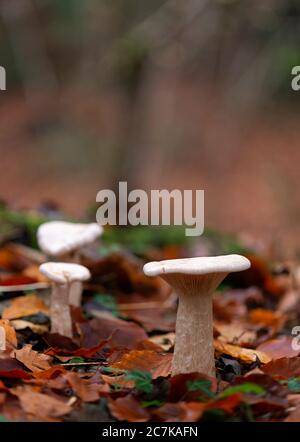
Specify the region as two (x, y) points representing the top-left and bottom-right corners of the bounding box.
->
(206, 393), (242, 414)
(12, 385), (72, 418)
(153, 401), (205, 422)
(214, 321), (256, 346)
(257, 336), (299, 360)
(149, 333), (175, 351)
(2, 294), (48, 320)
(45, 338), (109, 359)
(262, 357), (300, 379)
(80, 316), (148, 349)
(64, 372), (102, 402)
(249, 309), (285, 330)
(108, 394), (151, 422)
(12, 344), (52, 372)
(246, 395), (287, 414)
(0, 319), (17, 348)
(214, 339), (271, 364)
(122, 307), (176, 333)
(32, 366), (67, 379)
(168, 373), (217, 403)
(111, 350), (172, 379)
(0, 358), (31, 379)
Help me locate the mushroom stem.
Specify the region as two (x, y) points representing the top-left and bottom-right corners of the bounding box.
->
(69, 281), (83, 307)
(50, 282), (73, 338)
(166, 272), (226, 377)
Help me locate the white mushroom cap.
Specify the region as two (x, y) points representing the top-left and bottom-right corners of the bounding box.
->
(39, 262), (91, 285)
(37, 221), (103, 256)
(143, 254), (251, 277)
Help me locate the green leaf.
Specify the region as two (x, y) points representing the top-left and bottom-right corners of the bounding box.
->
(124, 370), (153, 394)
(288, 377), (300, 393)
(101, 367), (124, 375)
(141, 400), (164, 408)
(68, 357), (85, 364)
(186, 379), (215, 399)
(220, 383), (266, 399)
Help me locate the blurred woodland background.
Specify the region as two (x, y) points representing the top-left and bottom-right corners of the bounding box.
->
(1, 0), (300, 255)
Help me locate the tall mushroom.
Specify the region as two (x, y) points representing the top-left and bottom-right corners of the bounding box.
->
(39, 262), (91, 338)
(143, 255), (250, 377)
(37, 221), (103, 306)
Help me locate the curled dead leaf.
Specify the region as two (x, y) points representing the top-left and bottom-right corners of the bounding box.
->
(2, 294), (48, 320)
(0, 319), (17, 348)
(214, 339), (271, 364)
(12, 344), (52, 372)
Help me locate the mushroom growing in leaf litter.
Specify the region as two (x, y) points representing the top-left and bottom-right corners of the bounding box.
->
(39, 262), (91, 338)
(37, 221), (103, 306)
(143, 254), (251, 377)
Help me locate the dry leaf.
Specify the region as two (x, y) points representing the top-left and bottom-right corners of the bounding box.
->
(64, 372), (102, 402)
(12, 345), (52, 372)
(153, 401), (205, 422)
(214, 339), (271, 364)
(108, 394), (150, 422)
(12, 385), (72, 418)
(149, 333), (175, 351)
(111, 350), (172, 379)
(11, 319), (48, 334)
(249, 308), (285, 330)
(262, 357), (300, 379)
(214, 321), (256, 346)
(2, 294), (48, 320)
(0, 319), (17, 348)
(257, 336), (299, 360)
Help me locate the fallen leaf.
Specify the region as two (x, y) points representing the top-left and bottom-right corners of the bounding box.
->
(257, 336), (299, 360)
(0, 319), (17, 348)
(153, 401), (205, 422)
(111, 350), (172, 379)
(214, 339), (271, 364)
(249, 308), (285, 330)
(215, 321), (256, 346)
(11, 319), (48, 334)
(12, 385), (72, 418)
(64, 372), (102, 402)
(80, 316), (148, 349)
(0, 359), (31, 379)
(149, 333), (175, 351)
(32, 366), (67, 379)
(2, 294), (48, 320)
(108, 394), (150, 422)
(262, 357), (300, 379)
(168, 373), (217, 403)
(206, 393), (242, 414)
(12, 345), (52, 372)
(121, 307), (176, 333)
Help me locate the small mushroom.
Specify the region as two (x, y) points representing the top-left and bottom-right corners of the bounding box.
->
(143, 254), (251, 377)
(37, 221), (103, 307)
(39, 262), (91, 338)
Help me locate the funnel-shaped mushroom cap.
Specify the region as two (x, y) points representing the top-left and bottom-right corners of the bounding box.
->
(143, 254), (250, 277)
(37, 221), (103, 256)
(39, 262), (91, 285)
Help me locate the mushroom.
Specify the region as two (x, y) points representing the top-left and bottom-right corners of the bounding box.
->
(143, 254), (251, 377)
(37, 221), (103, 306)
(39, 262), (91, 337)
